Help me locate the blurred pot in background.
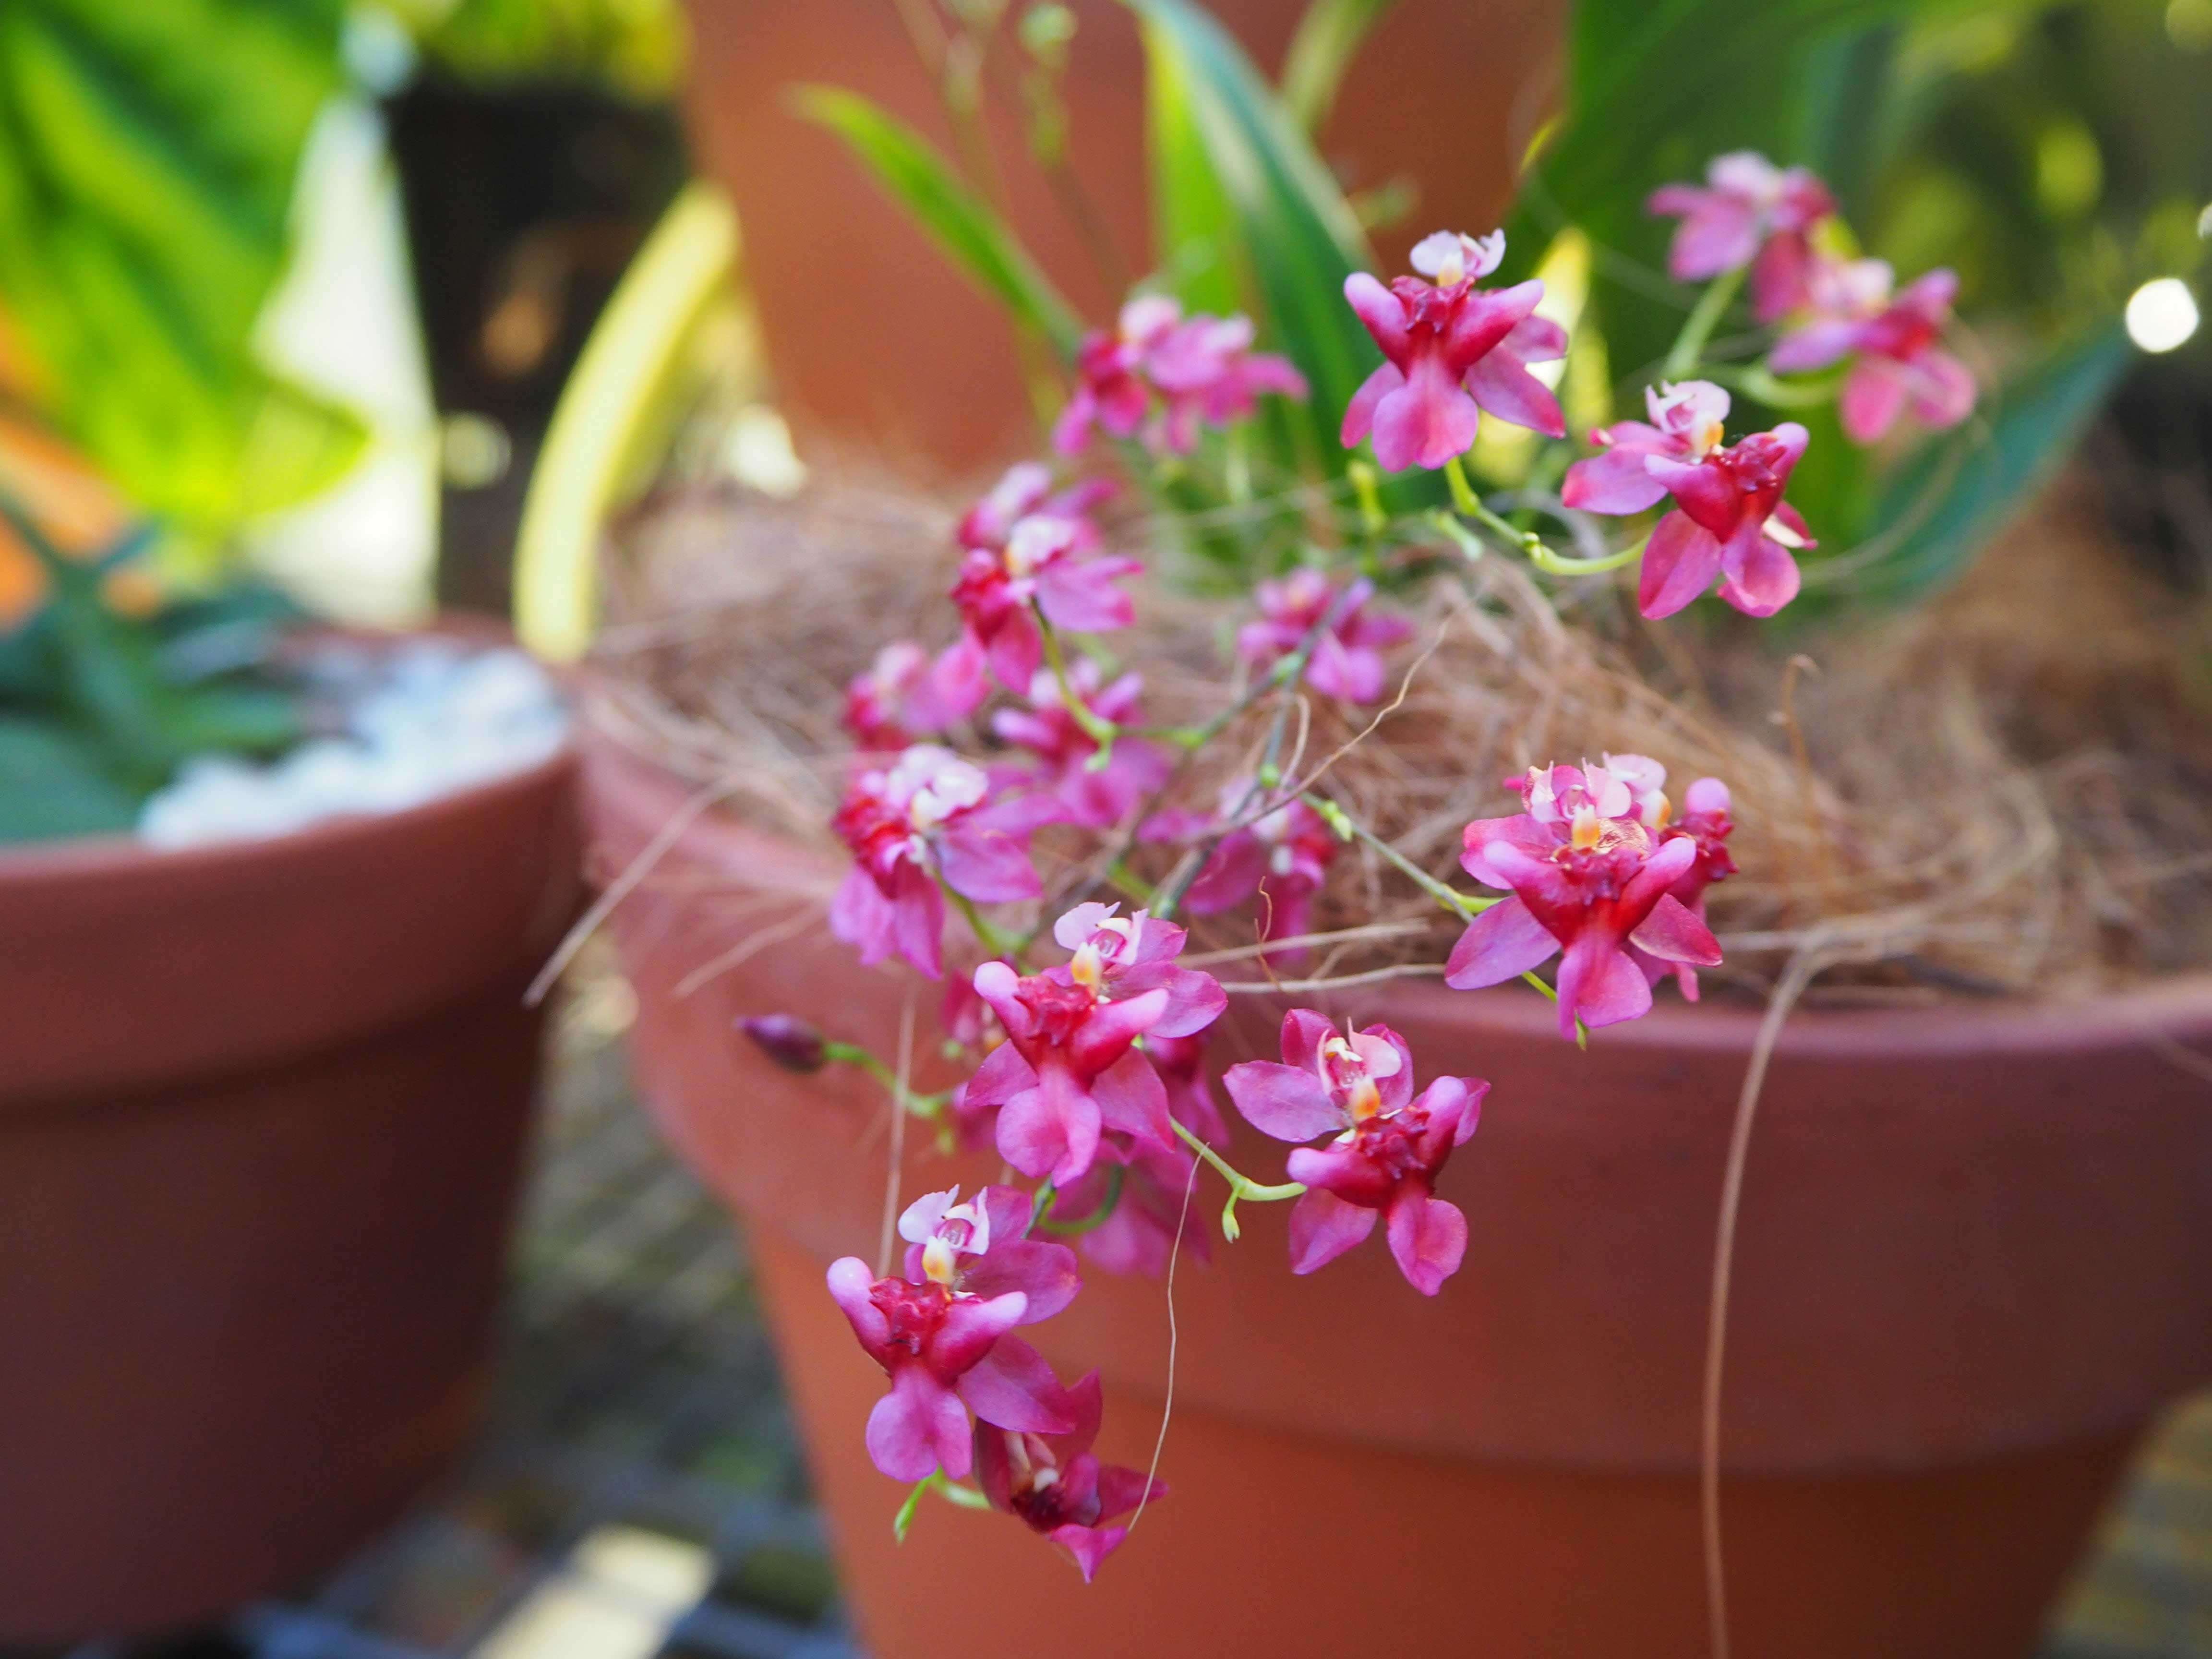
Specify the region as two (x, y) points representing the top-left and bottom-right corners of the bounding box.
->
(678, 0), (1562, 475)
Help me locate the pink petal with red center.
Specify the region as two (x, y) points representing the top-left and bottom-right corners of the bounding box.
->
(936, 824), (1041, 904)
(1562, 445), (1672, 515)
(867, 1366), (972, 1481)
(1445, 895), (1562, 988)
(1767, 315), (1865, 375)
(1908, 348), (1976, 429)
(963, 1038), (1037, 1116)
(1340, 362), (1402, 449)
(1460, 813), (1559, 888)
(1093, 1463), (1166, 1524)
(1629, 891), (1725, 966)
(1091, 1048), (1175, 1151)
(1035, 556), (1139, 633)
(1555, 930), (1654, 1037)
(1419, 1074), (1487, 1147)
(965, 1237), (1082, 1322)
(956, 1333), (1075, 1433)
(1466, 349), (1566, 439)
(1841, 357), (1911, 444)
(1385, 1188), (1467, 1296)
(1053, 1523), (1130, 1583)
(1285, 1141), (1395, 1208)
(1643, 453), (1741, 539)
(1223, 1060), (1338, 1142)
(1445, 280), (1543, 365)
(1279, 1006), (1335, 1073)
(1067, 986), (1169, 1074)
(1342, 272), (1410, 359)
(1370, 354), (1481, 472)
(996, 1063), (1101, 1184)
(1717, 526), (1803, 618)
(1663, 196), (1760, 282)
(827, 1257), (890, 1349)
(1638, 510), (1727, 620)
(1285, 1187), (1379, 1275)
(1149, 966), (1227, 1038)
(934, 1289), (1031, 1376)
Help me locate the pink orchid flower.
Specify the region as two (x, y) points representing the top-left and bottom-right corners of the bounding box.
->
(827, 1184), (1079, 1483)
(1341, 229), (1565, 473)
(962, 905), (1226, 1185)
(830, 746), (1059, 979)
(1447, 758), (1724, 1038)
(1055, 295), (1305, 457)
(993, 663), (1172, 830)
(975, 1368), (1165, 1581)
(1178, 792), (1340, 958)
(842, 637), (988, 751)
(1224, 1010), (1486, 1296)
(1627, 775), (1737, 1003)
(1142, 312), (1310, 453)
(1235, 570), (1415, 704)
(1647, 151), (1837, 321)
(1768, 261), (1976, 445)
(1560, 380), (1814, 619)
(950, 465), (1139, 692)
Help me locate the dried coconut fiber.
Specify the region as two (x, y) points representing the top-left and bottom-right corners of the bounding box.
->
(585, 469), (2212, 1007)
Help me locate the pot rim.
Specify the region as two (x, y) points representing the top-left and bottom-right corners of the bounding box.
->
(580, 717), (2212, 1065)
(0, 620), (576, 885)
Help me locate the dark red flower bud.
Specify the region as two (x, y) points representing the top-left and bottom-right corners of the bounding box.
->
(741, 1014), (828, 1074)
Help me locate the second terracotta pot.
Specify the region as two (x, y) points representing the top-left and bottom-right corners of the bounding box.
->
(583, 728), (2212, 1659)
(680, 0), (1563, 476)
(0, 668), (582, 1640)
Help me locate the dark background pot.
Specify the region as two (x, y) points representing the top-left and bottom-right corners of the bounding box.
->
(581, 726), (2212, 1659)
(677, 0), (1563, 477)
(0, 646), (583, 1641)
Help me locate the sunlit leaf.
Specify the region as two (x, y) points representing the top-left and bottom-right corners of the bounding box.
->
(794, 85), (1082, 357)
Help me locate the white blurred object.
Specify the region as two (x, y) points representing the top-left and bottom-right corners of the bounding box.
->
(246, 96), (441, 625)
(2125, 277), (2201, 354)
(138, 643), (567, 849)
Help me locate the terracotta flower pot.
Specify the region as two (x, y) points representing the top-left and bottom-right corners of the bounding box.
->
(581, 726), (2212, 1659)
(0, 653), (583, 1640)
(678, 0), (1562, 476)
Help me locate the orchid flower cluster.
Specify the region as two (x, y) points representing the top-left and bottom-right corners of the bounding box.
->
(748, 150), (1968, 1581)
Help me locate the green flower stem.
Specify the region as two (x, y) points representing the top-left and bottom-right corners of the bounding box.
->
(894, 1471), (991, 1541)
(1169, 1117), (1305, 1243)
(1526, 532), (1647, 578)
(1032, 1164), (1125, 1236)
(821, 1041), (948, 1119)
(1664, 264), (1745, 382)
(943, 881), (1023, 963)
(1034, 602), (1118, 746)
(1303, 793), (1494, 921)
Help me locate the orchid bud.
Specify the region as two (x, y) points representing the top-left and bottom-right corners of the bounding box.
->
(741, 1014), (828, 1074)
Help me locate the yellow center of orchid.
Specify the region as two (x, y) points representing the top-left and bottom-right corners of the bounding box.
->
(1569, 804), (1606, 851)
(1069, 941), (1105, 991)
(921, 1235), (959, 1286)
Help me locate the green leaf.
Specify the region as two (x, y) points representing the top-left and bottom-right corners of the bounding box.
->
(0, 713), (143, 843)
(1835, 324), (2128, 605)
(793, 86), (1082, 358)
(1279, 0), (1397, 135)
(0, 0), (356, 537)
(1123, 0), (1378, 479)
(1146, 29), (1243, 318)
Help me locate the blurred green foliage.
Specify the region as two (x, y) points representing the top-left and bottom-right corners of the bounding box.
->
(387, 0), (685, 100)
(0, 0), (366, 553)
